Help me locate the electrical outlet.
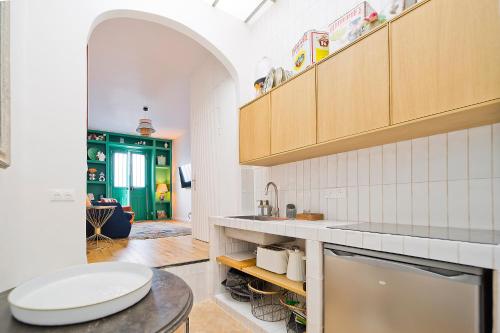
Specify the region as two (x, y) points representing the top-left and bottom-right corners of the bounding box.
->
(325, 188), (347, 199)
(50, 189), (75, 201)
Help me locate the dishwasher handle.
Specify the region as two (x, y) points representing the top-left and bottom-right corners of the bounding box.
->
(324, 248), (481, 285)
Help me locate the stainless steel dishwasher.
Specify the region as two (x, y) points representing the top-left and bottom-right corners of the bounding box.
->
(324, 244), (492, 333)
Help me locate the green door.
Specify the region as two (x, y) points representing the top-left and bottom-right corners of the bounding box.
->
(129, 151), (149, 220)
(110, 149), (151, 220)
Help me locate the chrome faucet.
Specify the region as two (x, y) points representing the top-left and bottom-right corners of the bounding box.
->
(265, 182), (279, 217)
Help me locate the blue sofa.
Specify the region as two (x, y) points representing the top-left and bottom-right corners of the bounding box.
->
(86, 201), (133, 239)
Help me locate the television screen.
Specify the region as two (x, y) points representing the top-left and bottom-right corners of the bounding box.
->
(179, 164), (192, 189)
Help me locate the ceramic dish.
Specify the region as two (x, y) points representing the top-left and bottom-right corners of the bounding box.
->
(87, 147), (99, 160)
(263, 68), (275, 93)
(8, 262), (153, 326)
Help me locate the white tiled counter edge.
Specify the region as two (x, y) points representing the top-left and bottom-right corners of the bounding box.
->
(209, 216), (500, 333)
(211, 216), (500, 269)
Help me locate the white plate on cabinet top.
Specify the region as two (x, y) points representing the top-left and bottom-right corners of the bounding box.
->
(8, 262), (153, 326)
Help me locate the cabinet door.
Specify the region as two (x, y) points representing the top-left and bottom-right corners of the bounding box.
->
(239, 95), (271, 162)
(271, 68), (316, 154)
(317, 27), (390, 143)
(391, 0), (500, 123)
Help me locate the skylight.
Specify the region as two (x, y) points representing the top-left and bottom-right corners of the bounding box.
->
(204, 0), (275, 23)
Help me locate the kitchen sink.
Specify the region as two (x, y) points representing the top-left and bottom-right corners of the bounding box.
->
(228, 215), (286, 221)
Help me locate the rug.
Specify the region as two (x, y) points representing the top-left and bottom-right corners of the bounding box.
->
(128, 222), (192, 240)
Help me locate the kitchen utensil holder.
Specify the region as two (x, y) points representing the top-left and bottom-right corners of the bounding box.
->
(248, 280), (287, 322)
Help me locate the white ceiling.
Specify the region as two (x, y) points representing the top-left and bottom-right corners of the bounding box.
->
(88, 18), (211, 139)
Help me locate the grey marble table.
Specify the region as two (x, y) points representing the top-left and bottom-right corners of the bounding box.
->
(0, 269), (193, 333)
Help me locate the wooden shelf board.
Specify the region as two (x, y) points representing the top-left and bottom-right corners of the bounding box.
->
(87, 160), (106, 164)
(217, 256), (256, 270)
(216, 256), (306, 297)
(87, 140), (106, 144)
(87, 181), (106, 185)
(243, 266), (306, 297)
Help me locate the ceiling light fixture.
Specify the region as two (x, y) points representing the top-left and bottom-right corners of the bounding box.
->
(136, 106), (156, 137)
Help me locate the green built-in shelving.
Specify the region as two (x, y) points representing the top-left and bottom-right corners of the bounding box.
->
(86, 129), (173, 220)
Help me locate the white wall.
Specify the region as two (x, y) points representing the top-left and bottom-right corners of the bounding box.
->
(190, 56), (240, 241)
(247, 0), (388, 72)
(0, 0), (253, 292)
(172, 132), (192, 222)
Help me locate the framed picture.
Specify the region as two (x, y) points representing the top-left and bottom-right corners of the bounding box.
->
(0, 2), (10, 168)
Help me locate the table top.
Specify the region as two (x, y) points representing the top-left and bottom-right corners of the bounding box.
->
(86, 206), (117, 210)
(0, 269), (193, 333)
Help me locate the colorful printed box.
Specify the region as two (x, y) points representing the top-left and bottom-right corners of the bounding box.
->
(292, 30), (329, 73)
(328, 2), (375, 53)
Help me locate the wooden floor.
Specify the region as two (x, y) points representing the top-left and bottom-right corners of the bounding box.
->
(87, 221), (209, 268)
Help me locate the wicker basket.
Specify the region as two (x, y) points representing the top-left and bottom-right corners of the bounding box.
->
(279, 292), (307, 333)
(248, 280), (287, 322)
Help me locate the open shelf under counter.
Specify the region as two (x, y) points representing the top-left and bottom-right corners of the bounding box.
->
(215, 293), (286, 333)
(216, 256), (306, 297)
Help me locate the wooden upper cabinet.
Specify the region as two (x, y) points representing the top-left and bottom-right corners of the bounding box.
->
(239, 95), (271, 162)
(391, 0), (500, 123)
(317, 27), (390, 142)
(271, 68), (316, 154)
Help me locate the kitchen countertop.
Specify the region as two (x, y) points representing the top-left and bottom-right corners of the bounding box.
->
(210, 216), (500, 270)
(0, 269), (193, 333)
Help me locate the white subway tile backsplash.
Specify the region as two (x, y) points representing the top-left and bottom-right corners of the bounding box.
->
(311, 158), (320, 189)
(448, 129), (468, 180)
(296, 190), (304, 213)
(370, 185), (383, 223)
(359, 186), (370, 222)
(397, 183), (412, 224)
(296, 161), (304, 190)
(337, 196), (348, 221)
(469, 126), (492, 179)
(383, 184), (397, 224)
(303, 190), (311, 212)
(246, 124), (498, 233)
(412, 137), (429, 182)
(493, 124), (500, 178)
(327, 198), (337, 221)
(303, 159), (311, 190)
(370, 146), (383, 185)
(319, 156), (328, 189)
(429, 181), (447, 227)
(429, 134), (447, 181)
(412, 182), (429, 226)
(347, 151), (358, 187)
(347, 187), (358, 222)
(358, 148), (370, 186)
(469, 179), (492, 230)
(337, 153), (347, 187)
(495, 179), (500, 230)
(383, 143), (397, 184)
(327, 154), (337, 188)
(311, 189), (320, 213)
(397, 140), (412, 183)
(448, 180), (469, 229)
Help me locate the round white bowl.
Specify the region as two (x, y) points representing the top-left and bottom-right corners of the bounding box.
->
(8, 262), (153, 326)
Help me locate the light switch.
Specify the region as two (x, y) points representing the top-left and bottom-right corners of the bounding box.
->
(50, 189), (75, 201)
